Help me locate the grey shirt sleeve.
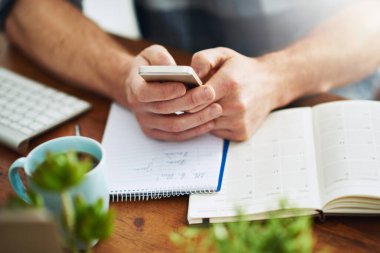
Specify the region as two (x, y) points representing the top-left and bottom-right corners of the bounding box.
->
(0, 0), (83, 30)
(0, 0), (14, 29)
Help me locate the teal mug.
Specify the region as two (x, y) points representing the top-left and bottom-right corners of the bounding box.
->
(8, 136), (109, 247)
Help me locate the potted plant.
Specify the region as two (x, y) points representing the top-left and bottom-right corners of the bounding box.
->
(7, 149), (114, 253)
(33, 151), (114, 253)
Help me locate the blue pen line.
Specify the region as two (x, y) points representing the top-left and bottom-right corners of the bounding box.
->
(216, 139), (230, 192)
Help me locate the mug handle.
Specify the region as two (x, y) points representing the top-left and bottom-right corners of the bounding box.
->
(8, 157), (31, 204)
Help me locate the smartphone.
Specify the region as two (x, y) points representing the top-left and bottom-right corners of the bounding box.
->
(138, 65), (202, 88)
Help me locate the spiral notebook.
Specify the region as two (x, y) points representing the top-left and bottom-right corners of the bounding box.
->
(102, 103), (228, 201)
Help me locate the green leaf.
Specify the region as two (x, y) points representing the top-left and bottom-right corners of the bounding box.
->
(27, 190), (44, 207)
(73, 195), (114, 244)
(5, 190), (44, 209)
(31, 151), (93, 191)
(169, 232), (184, 245)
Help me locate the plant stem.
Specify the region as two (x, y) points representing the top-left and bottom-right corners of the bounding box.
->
(61, 191), (78, 253)
(86, 242), (92, 253)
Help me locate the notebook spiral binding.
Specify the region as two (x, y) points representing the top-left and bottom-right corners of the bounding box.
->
(110, 187), (216, 202)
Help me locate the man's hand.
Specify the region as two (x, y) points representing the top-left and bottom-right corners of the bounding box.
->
(191, 47), (284, 141)
(124, 45), (223, 141)
(124, 45), (186, 110)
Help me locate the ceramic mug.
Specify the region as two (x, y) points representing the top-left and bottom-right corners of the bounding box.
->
(8, 136), (109, 246)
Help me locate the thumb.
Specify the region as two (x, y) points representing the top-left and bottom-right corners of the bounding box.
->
(191, 47), (236, 78)
(140, 44), (176, 66)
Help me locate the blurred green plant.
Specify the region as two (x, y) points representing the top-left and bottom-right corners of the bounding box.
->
(32, 151), (93, 191)
(170, 205), (321, 253)
(31, 151), (113, 253)
(74, 196), (114, 252)
(5, 189), (43, 209)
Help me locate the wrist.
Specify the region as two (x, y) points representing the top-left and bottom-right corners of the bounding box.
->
(256, 51), (310, 109)
(103, 50), (133, 107)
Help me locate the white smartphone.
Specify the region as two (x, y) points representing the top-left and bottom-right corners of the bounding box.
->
(138, 65), (203, 88)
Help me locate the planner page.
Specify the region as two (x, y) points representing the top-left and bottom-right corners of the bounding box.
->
(188, 108), (321, 223)
(313, 101), (380, 208)
(102, 103), (224, 199)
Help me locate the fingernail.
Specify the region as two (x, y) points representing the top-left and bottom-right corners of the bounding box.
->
(204, 86), (215, 101)
(211, 105), (222, 117)
(176, 84), (186, 96)
(194, 67), (203, 77)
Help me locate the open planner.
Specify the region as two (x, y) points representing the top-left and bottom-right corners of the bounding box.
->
(102, 103), (228, 201)
(188, 100), (380, 224)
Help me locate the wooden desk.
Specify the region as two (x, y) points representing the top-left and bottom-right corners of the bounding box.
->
(0, 34), (379, 253)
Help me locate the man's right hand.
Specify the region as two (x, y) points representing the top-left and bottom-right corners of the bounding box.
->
(123, 45), (221, 141)
(125, 44), (187, 111)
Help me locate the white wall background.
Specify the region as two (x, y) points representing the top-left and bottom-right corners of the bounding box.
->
(83, 0), (141, 39)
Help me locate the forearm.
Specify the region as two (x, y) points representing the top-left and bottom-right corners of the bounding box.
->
(4, 0), (132, 104)
(262, 0), (380, 106)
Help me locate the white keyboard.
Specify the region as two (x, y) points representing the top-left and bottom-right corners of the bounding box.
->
(0, 68), (91, 152)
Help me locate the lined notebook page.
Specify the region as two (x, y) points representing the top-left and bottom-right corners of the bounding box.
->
(102, 103), (224, 198)
(188, 108), (321, 223)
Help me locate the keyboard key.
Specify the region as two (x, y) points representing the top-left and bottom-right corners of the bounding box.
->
(19, 117), (33, 127)
(29, 122), (44, 131)
(8, 113), (23, 122)
(0, 117), (11, 126)
(10, 124), (22, 131)
(20, 127), (33, 135)
(35, 114), (55, 125)
(0, 109), (12, 117)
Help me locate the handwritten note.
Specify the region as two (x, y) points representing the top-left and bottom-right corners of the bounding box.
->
(102, 103), (224, 199)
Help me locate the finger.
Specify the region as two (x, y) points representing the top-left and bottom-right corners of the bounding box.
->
(140, 44), (176, 66)
(133, 45), (186, 102)
(192, 48), (237, 103)
(212, 116), (233, 130)
(147, 85), (215, 114)
(212, 116), (259, 141)
(212, 129), (251, 141)
(203, 70), (234, 103)
(186, 103), (209, 113)
(133, 81), (186, 103)
(211, 117), (241, 140)
(191, 47), (235, 78)
(211, 129), (236, 140)
(137, 103), (222, 132)
(142, 121), (215, 141)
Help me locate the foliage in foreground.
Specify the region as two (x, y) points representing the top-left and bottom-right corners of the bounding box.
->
(33, 151), (113, 253)
(170, 206), (321, 253)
